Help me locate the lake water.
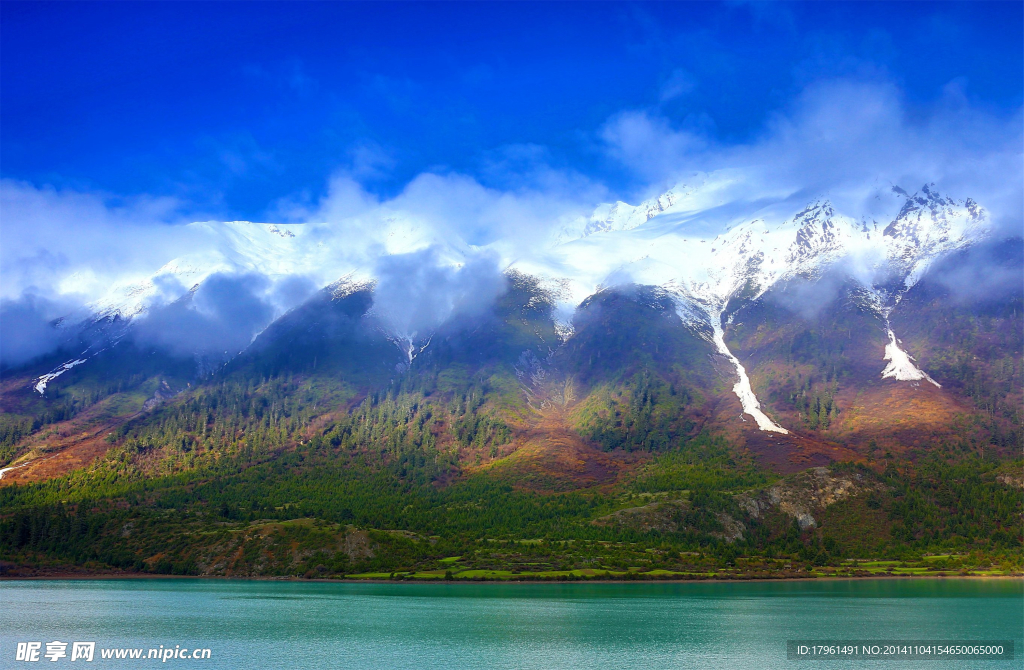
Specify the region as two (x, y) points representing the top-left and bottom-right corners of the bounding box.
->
(0, 579), (1019, 669)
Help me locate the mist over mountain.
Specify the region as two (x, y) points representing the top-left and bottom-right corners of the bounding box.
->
(1, 4), (1020, 581)
(2, 173), (1019, 494)
(6, 176), (1014, 436)
(2, 75), (1020, 373)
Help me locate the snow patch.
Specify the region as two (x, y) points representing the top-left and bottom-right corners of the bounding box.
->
(34, 358), (87, 395)
(387, 333), (432, 368)
(712, 322), (789, 434)
(0, 460), (33, 481)
(881, 325), (940, 387)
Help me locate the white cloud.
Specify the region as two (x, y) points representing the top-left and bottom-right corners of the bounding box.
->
(371, 246), (506, 347)
(1, 76), (1019, 367)
(601, 78), (1023, 234)
(0, 179), (196, 301)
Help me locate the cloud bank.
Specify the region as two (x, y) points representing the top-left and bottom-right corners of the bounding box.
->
(131, 272), (318, 362)
(371, 246), (506, 347)
(0, 181), (195, 302)
(0, 293), (82, 369)
(1, 76), (1019, 369)
(601, 79), (1022, 235)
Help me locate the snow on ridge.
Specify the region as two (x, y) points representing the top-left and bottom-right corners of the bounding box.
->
(526, 181), (987, 433)
(328, 274), (376, 300)
(576, 181), (988, 326)
(80, 181), (988, 343)
(49, 180), (985, 432)
(34, 358), (87, 395)
(553, 172), (739, 244)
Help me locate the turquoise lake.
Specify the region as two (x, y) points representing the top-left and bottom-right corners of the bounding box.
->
(0, 579), (1020, 669)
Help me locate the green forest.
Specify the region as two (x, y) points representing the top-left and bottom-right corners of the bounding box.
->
(1, 361), (1020, 580)
(0, 276), (1020, 581)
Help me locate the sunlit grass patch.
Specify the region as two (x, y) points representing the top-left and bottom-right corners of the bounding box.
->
(346, 572), (393, 579)
(454, 570), (515, 579)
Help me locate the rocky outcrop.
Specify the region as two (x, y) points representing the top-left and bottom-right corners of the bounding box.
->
(737, 466), (883, 530)
(714, 512), (746, 543)
(996, 472), (1024, 489)
(142, 380), (182, 412)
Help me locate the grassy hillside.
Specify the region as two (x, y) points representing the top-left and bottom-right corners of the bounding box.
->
(0, 275), (1020, 579)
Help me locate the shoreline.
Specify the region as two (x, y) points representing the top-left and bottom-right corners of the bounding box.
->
(3, 572), (1021, 584)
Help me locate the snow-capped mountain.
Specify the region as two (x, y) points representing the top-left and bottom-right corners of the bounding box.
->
(556, 185), (688, 241)
(89, 221), (311, 321)
(531, 182), (987, 323)
(82, 180), (987, 333)
(87, 213), (472, 321)
(34, 181), (991, 435)
(522, 182), (987, 432)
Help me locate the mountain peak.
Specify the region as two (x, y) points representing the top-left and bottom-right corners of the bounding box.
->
(785, 199), (851, 267)
(882, 184), (988, 276)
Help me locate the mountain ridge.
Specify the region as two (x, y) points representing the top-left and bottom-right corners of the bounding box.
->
(0, 222), (1018, 580)
(19, 182), (994, 448)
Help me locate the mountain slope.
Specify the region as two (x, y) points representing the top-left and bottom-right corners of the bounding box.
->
(0, 179), (1019, 580)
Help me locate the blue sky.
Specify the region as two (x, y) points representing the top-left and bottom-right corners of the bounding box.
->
(3, 1), (1021, 221)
